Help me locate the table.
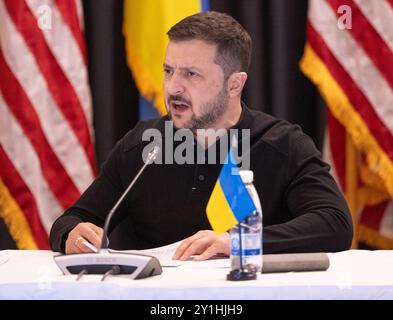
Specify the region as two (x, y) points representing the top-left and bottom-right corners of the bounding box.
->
(0, 249), (392, 299)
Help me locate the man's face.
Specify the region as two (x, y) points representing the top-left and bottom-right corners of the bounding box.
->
(164, 39), (229, 130)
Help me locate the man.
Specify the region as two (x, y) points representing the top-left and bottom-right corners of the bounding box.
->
(50, 11), (353, 259)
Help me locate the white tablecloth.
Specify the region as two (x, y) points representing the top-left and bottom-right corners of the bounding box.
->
(0, 249), (392, 299)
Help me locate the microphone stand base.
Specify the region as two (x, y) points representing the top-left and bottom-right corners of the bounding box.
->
(54, 250), (162, 280)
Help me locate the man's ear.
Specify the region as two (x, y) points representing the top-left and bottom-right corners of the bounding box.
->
(227, 72), (248, 98)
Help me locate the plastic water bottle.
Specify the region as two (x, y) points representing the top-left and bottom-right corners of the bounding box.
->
(229, 170), (263, 273)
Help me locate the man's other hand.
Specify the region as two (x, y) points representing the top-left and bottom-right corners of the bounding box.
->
(65, 222), (103, 254)
(172, 230), (230, 261)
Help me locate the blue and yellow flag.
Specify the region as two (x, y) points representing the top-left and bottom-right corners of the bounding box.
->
(123, 0), (202, 116)
(206, 150), (256, 234)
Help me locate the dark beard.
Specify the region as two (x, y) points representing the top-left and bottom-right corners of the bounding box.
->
(184, 85), (229, 130)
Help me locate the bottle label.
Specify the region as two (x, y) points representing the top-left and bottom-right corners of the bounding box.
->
(230, 233), (261, 256)
(231, 248), (261, 255)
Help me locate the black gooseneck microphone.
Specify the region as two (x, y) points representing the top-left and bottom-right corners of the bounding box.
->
(54, 146), (163, 280)
(100, 145), (160, 250)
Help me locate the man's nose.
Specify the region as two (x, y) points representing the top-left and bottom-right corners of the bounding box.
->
(166, 72), (185, 95)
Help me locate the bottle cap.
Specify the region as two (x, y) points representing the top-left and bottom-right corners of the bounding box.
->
(239, 170), (253, 183)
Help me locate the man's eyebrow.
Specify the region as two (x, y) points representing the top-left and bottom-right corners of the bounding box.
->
(163, 63), (203, 72)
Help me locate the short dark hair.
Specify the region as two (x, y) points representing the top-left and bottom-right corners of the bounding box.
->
(167, 11), (252, 78)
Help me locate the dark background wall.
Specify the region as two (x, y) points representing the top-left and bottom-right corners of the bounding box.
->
(0, 0), (327, 249)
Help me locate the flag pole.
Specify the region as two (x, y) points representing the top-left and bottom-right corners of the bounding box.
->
(226, 135), (256, 281)
(238, 222), (243, 270)
(233, 136), (244, 270)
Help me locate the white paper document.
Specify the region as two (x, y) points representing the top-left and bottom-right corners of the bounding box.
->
(109, 241), (230, 268)
(109, 241), (183, 266)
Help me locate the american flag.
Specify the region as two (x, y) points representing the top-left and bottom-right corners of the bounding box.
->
(0, 0), (96, 249)
(301, 0), (393, 248)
